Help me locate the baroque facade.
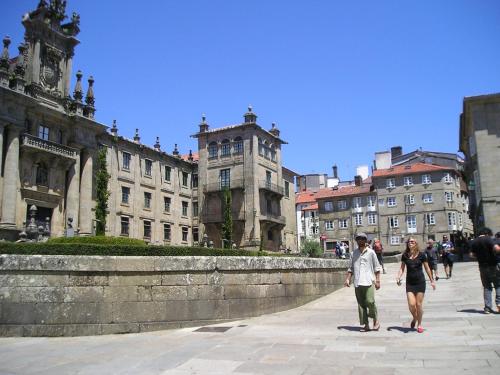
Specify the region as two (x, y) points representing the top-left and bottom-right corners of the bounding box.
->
(0, 1), (298, 251)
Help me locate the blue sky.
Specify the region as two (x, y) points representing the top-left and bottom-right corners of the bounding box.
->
(2, 1), (500, 180)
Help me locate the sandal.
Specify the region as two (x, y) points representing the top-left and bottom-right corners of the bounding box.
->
(417, 326), (424, 333)
(372, 322), (380, 331)
(360, 325), (370, 332)
(410, 319), (416, 329)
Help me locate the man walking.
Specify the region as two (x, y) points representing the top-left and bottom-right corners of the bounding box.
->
(469, 227), (500, 314)
(425, 239), (440, 281)
(442, 235), (455, 278)
(344, 232), (382, 332)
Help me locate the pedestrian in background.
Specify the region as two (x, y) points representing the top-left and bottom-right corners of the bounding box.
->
(469, 227), (500, 314)
(441, 235), (455, 278)
(425, 239), (439, 281)
(373, 238), (386, 274)
(344, 232), (382, 332)
(396, 237), (435, 333)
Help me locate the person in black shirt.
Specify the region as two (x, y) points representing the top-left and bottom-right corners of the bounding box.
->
(469, 227), (500, 314)
(396, 238), (435, 333)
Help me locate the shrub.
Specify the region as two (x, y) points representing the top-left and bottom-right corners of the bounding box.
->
(301, 239), (323, 258)
(0, 242), (283, 257)
(47, 236), (147, 246)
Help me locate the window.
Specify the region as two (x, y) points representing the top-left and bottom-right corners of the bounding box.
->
(38, 125), (49, 140)
(448, 212), (457, 227)
(338, 200), (347, 210)
(163, 224), (171, 241)
(422, 174), (431, 185)
(284, 181), (290, 198)
(368, 212), (377, 225)
(264, 142), (270, 159)
(123, 152), (131, 170)
(403, 176), (413, 186)
(378, 198), (385, 206)
(143, 220), (151, 239)
(325, 220), (334, 230)
(386, 178), (396, 188)
(182, 201), (188, 216)
(387, 197), (396, 207)
(423, 193), (433, 203)
(443, 173), (453, 184)
(266, 171), (272, 186)
(121, 186), (130, 204)
(339, 218), (348, 229)
(36, 164), (48, 186)
(270, 145), (276, 162)
(192, 174), (198, 188)
(425, 213), (435, 225)
(164, 196), (171, 212)
(193, 227), (199, 243)
(58, 129), (63, 144)
(367, 196), (376, 209)
(324, 201), (334, 212)
(234, 137), (243, 154)
(164, 165), (171, 182)
(389, 216), (399, 228)
(258, 138), (264, 156)
(120, 217), (129, 236)
(220, 168), (230, 188)
(221, 139), (231, 157)
(458, 213), (463, 227)
(405, 194), (415, 205)
(182, 172), (188, 187)
(182, 227), (188, 242)
(354, 213), (363, 226)
(390, 236), (401, 245)
(445, 191), (454, 202)
(406, 215), (417, 232)
(145, 159), (152, 177)
(353, 197), (362, 208)
(144, 192), (152, 209)
(208, 142), (218, 158)
(193, 202), (198, 217)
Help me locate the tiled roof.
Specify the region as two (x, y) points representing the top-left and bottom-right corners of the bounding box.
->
(296, 191), (319, 204)
(181, 152), (199, 162)
(315, 184), (372, 200)
(372, 163), (452, 177)
(302, 203), (318, 211)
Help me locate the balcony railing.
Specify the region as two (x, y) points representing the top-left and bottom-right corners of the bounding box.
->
(202, 210), (245, 223)
(203, 179), (245, 193)
(259, 213), (286, 225)
(259, 180), (284, 196)
(22, 134), (78, 159)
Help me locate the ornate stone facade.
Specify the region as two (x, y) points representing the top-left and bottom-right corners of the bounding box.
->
(0, 1), (298, 251)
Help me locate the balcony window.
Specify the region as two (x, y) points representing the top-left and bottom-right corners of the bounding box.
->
(220, 168), (230, 188)
(339, 218), (348, 228)
(284, 181), (290, 198)
(325, 220), (334, 230)
(390, 236), (401, 245)
(193, 202), (199, 217)
(367, 196), (376, 209)
(144, 192), (152, 209)
(182, 172), (188, 187)
(387, 197), (396, 207)
(353, 197), (362, 208)
(120, 217), (129, 236)
(386, 178), (396, 189)
(443, 173), (453, 184)
(36, 163), (48, 186)
(182, 201), (188, 216)
(389, 216), (399, 228)
(143, 220), (151, 239)
(368, 213), (377, 225)
(163, 223), (171, 241)
(123, 152), (131, 170)
(193, 227), (199, 243)
(406, 215), (417, 232)
(182, 227), (188, 242)
(338, 200), (347, 210)
(404, 176), (413, 186)
(164, 196), (171, 212)
(422, 174), (431, 185)
(221, 139), (231, 157)
(448, 212), (457, 227)
(405, 194), (415, 205)
(425, 213), (435, 225)
(445, 191), (454, 202)
(423, 193), (433, 203)
(192, 174), (198, 188)
(164, 165), (171, 182)
(208, 142), (218, 158)
(354, 213), (363, 226)
(121, 186), (130, 204)
(38, 125), (49, 140)
(233, 137), (243, 154)
(145, 159), (152, 177)
(324, 201), (334, 212)
(266, 171), (272, 188)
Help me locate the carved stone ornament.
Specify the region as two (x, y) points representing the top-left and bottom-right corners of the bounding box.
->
(41, 46), (62, 90)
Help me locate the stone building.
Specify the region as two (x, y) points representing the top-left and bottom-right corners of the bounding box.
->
(460, 93), (500, 232)
(0, 1), (298, 251)
(296, 190), (320, 250)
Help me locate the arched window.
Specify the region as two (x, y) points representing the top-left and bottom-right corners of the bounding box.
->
(208, 142), (218, 159)
(270, 144), (276, 162)
(36, 163), (48, 186)
(258, 138), (264, 156)
(233, 137), (243, 154)
(221, 139), (231, 157)
(263, 140), (270, 159)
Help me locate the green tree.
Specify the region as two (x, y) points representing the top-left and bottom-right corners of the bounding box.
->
(221, 187), (232, 248)
(301, 239), (323, 258)
(95, 147), (110, 236)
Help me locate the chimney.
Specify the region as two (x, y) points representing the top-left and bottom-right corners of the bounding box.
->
(332, 165), (338, 179)
(354, 175), (362, 186)
(391, 146), (403, 160)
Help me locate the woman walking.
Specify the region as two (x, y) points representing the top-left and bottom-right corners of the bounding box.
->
(396, 238), (436, 333)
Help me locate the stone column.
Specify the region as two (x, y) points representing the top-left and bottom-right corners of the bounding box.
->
(66, 155), (80, 233)
(0, 124), (5, 219)
(0, 126), (20, 227)
(78, 149), (93, 235)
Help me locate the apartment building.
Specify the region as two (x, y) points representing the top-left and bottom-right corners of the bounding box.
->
(296, 190), (320, 249)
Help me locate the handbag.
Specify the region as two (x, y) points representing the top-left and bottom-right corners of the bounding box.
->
(447, 252), (457, 263)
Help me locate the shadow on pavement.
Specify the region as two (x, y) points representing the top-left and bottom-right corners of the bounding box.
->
(337, 325), (364, 332)
(386, 326), (414, 333)
(457, 308), (487, 314)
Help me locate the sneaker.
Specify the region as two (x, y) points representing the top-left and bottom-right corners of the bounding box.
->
(484, 307), (495, 314)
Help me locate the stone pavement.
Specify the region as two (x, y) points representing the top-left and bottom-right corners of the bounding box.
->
(0, 261), (499, 375)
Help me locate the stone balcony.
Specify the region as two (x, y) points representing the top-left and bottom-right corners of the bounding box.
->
(259, 180), (284, 197)
(203, 179), (245, 193)
(260, 213), (286, 226)
(21, 134), (78, 160)
(202, 210), (245, 223)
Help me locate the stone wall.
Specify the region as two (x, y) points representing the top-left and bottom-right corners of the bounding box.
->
(0, 255), (349, 337)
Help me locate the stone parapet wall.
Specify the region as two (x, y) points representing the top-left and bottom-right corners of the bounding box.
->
(0, 255), (349, 337)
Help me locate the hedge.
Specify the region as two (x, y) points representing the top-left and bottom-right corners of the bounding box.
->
(47, 236), (147, 246)
(0, 242), (277, 257)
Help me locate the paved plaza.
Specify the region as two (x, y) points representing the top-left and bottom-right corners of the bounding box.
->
(0, 261), (499, 375)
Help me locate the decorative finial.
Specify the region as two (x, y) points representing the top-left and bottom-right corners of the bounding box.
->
(0, 36), (11, 70)
(154, 136), (161, 151)
(85, 75), (94, 106)
(188, 149), (193, 161)
(269, 122), (280, 137)
(73, 70), (83, 102)
(110, 119), (118, 136)
(14, 42), (27, 77)
(134, 128), (140, 143)
(248, 105), (253, 112)
(173, 143), (179, 156)
(244, 105), (257, 124)
(199, 114), (209, 133)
